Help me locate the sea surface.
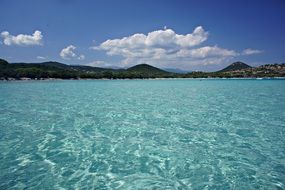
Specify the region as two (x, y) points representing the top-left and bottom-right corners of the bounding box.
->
(0, 79), (284, 189)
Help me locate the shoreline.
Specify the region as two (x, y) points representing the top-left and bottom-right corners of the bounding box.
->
(1, 77), (285, 82)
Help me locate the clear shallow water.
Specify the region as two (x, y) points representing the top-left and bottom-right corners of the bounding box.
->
(0, 79), (284, 189)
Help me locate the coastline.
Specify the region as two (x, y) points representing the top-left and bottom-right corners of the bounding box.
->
(1, 77), (285, 82)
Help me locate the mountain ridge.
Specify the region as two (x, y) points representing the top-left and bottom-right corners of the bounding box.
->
(0, 58), (284, 79)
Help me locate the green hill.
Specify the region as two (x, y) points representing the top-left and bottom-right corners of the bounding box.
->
(125, 64), (173, 78)
(220, 61), (252, 72)
(127, 64), (168, 74)
(40, 61), (71, 69)
(70, 65), (119, 72)
(39, 62), (116, 72)
(0, 58), (9, 65)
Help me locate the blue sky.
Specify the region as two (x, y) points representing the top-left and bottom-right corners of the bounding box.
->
(0, 0), (284, 71)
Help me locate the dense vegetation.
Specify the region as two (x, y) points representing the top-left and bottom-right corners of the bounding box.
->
(0, 58), (284, 80)
(0, 59), (178, 79)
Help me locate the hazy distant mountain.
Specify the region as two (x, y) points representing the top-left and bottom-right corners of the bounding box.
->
(220, 61), (252, 72)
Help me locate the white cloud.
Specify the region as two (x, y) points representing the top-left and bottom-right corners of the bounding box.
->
(91, 26), (261, 70)
(60, 45), (76, 59)
(242, 48), (263, 55)
(78, 54), (85, 60)
(60, 45), (85, 60)
(175, 46), (237, 58)
(1, 30), (43, 46)
(37, 56), (46, 60)
(91, 27), (211, 68)
(93, 26), (208, 55)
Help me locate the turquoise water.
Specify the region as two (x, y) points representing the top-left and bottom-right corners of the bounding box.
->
(0, 79), (284, 189)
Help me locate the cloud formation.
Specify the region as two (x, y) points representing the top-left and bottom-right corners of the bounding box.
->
(37, 56), (46, 60)
(1, 30), (43, 46)
(93, 26), (208, 56)
(60, 45), (85, 60)
(78, 54), (85, 60)
(242, 48), (263, 55)
(92, 26), (243, 69)
(177, 46), (238, 58)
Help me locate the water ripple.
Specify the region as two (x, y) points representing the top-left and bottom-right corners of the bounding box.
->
(0, 79), (284, 189)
